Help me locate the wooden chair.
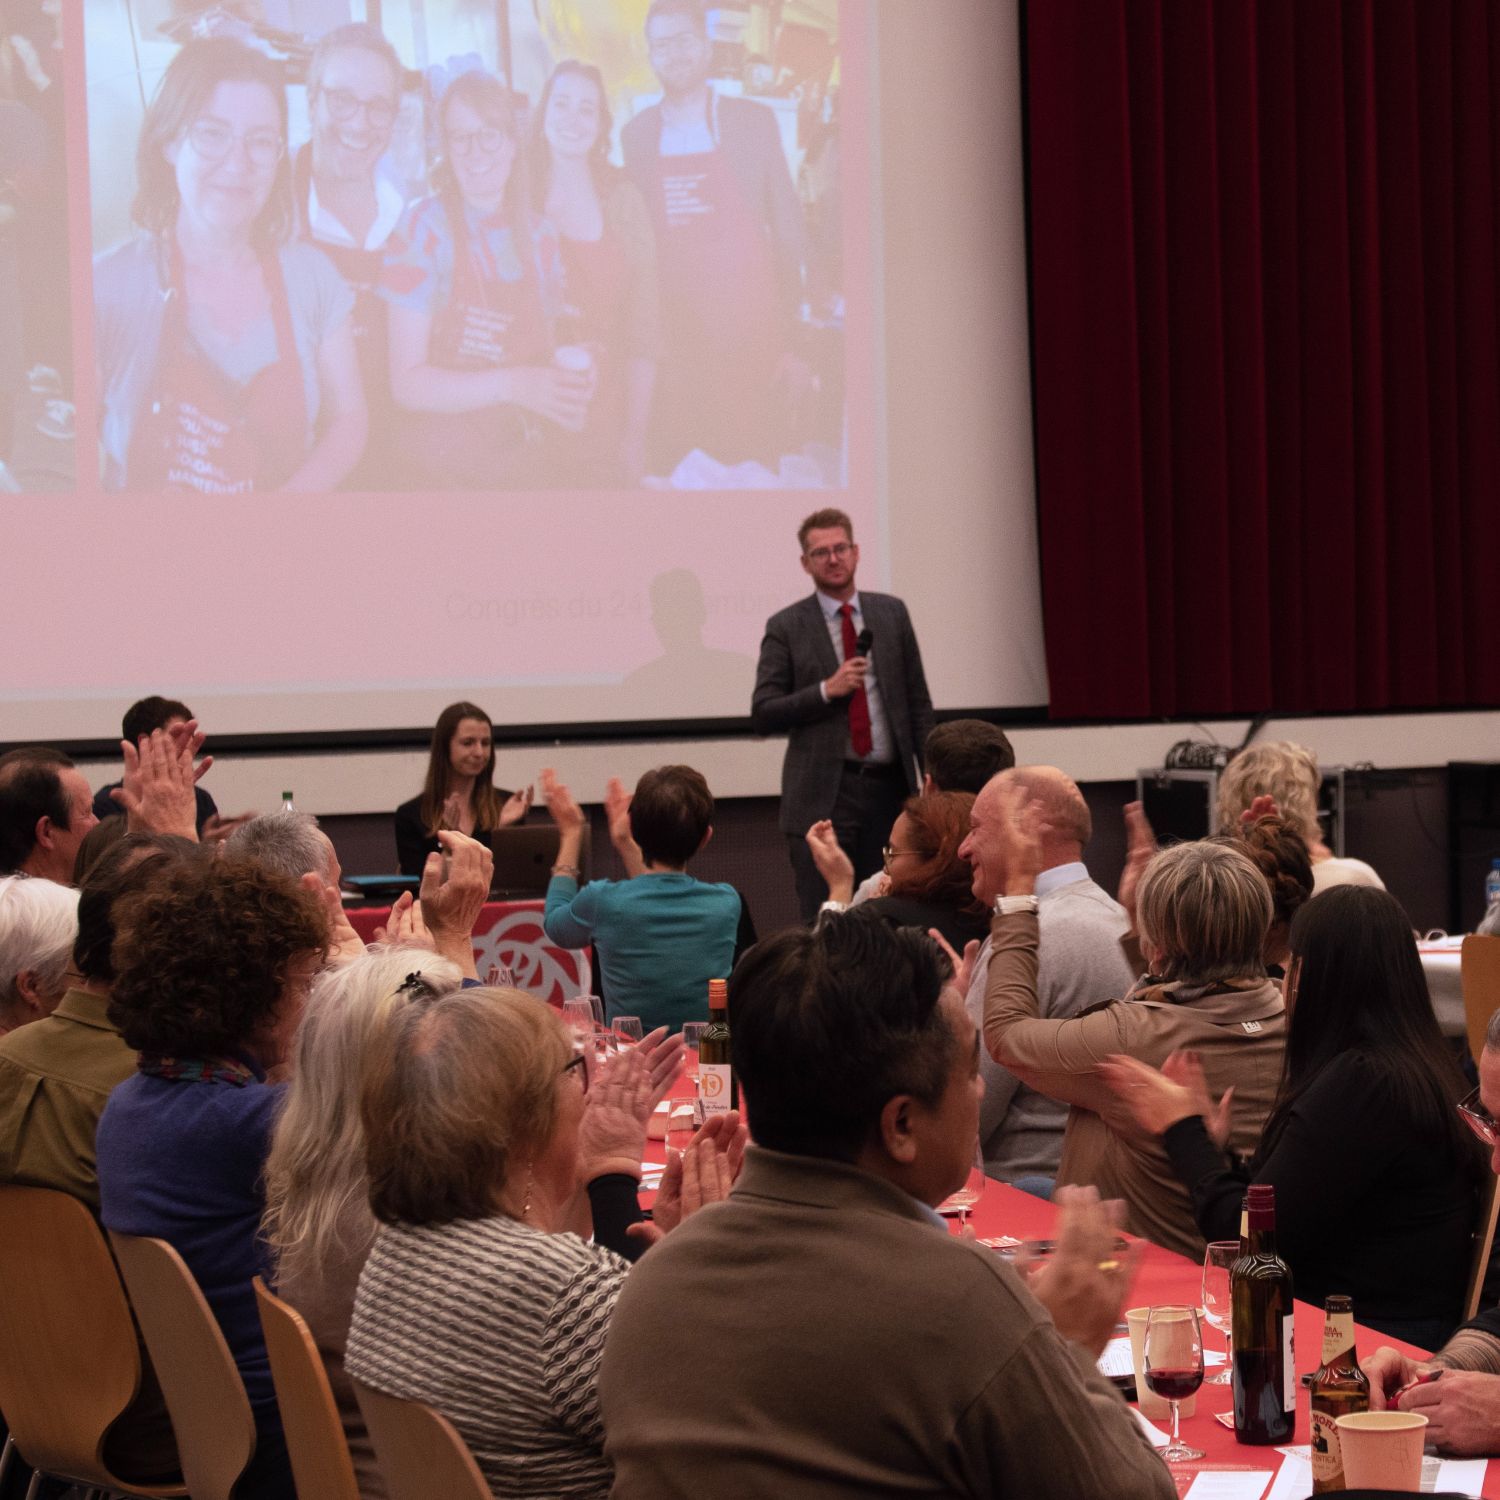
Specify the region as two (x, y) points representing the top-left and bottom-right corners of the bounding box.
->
(0, 1185), (185, 1498)
(1460, 933), (1500, 1062)
(351, 1377), (491, 1500)
(253, 1277), (361, 1500)
(109, 1231), (256, 1500)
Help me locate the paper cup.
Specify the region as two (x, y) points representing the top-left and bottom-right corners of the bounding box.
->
(1125, 1307), (1196, 1419)
(1334, 1410), (1427, 1490)
(552, 344), (594, 374)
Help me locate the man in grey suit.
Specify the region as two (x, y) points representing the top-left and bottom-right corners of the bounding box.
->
(752, 507), (934, 920)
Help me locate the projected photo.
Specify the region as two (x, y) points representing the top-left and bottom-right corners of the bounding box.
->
(0, 0), (74, 494)
(84, 0), (845, 494)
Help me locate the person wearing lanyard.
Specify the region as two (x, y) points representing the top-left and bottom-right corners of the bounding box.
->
(294, 22), (407, 489)
(381, 69), (588, 490)
(93, 37), (366, 494)
(621, 0), (812, 474)
(530, 60), (659, 487)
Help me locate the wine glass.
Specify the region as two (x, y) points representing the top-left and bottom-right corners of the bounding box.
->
(1200, 1240), (1239, 1385)
(681, 1022), (706, 1084)
(614, 1015), (643, 1046)
(485, 963), (517, 988)
(936, 1140), (986, 1229)
(1143, 1306), (1206, 1461)
(666, 1091), (699, 1156)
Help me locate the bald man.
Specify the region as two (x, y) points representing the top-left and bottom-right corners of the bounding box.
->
(957, 767), (1136, 1193)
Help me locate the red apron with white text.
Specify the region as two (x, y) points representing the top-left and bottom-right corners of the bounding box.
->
(393, 196), (553, 489)
(559, 229), (629, 485)
(647, 119), (785, 470)
(126, 248), (305, 494)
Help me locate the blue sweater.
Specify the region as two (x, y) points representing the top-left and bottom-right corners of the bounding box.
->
(97, 1063), (285, 1430)
(543, 871), (741, 1031)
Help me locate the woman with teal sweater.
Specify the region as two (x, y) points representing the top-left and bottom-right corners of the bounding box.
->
(541, 764), (742, 1032)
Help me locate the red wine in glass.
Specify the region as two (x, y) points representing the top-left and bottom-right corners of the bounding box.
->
(1145, 1367), (1205, 1402)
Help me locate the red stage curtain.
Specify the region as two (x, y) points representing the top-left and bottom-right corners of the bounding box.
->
(1026, 0), (1500, 720)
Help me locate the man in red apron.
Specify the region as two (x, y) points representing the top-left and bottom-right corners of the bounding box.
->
(622, 0), (809, 475)
(296, 23), (406, 488)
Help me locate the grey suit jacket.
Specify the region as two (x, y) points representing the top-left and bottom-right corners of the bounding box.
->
(751, 591), (934, 835)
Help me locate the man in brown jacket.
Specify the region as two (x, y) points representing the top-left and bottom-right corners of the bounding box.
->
(598, 912), (1175, 1499)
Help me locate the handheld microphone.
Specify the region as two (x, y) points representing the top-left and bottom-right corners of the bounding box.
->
(855, 627), (873, 656)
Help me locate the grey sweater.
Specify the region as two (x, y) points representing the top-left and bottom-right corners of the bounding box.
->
(967, 870), (1136, 1180)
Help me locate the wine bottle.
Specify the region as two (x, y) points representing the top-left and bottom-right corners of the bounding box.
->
(1309, 1295), (1369, 1492)
(698, 978), (736, 1119)
(1232, 1183), (1296, 1444)
(1238, 1194), (1250, 1257)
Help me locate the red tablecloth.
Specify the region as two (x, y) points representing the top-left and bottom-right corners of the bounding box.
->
(965, 1183), (1498, 1498)
(346, 899), (591, 1006)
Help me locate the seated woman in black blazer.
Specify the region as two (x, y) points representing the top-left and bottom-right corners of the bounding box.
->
(1101, 885), (1483, 1348)
(394, 701), (531, 875)
(805, 790), (990, 951)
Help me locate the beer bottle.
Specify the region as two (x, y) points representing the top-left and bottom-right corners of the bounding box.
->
(1309, 1295), (1369, 1492)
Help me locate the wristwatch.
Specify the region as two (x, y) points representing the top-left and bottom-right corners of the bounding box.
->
(993, 894), (1039, 916)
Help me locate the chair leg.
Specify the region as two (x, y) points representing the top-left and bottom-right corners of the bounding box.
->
(21, 1469), (39, 1500)
(0, 1436), (12, 1488)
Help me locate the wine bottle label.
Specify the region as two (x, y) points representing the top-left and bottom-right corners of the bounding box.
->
(1321, 1312), (1356, 1364)
(1309, 1407), (1342, 1484)
(1282, 1317), (1296, 1414)
(699, 1063), (733, 1118)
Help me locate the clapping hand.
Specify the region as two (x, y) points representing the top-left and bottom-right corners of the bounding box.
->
(111, 724), (207, 839)
(1239, 794), (1282, 827)
(372, 889), (434, 950)
(928, 928), (981, 995)
(1026, 1185), (1140, 1358)
(419, 830), (493, 979)
(631, 1109), (747, 1246)
(804, 819), (855, 904)
(300, 872), (367, 967)
(1117, 801), (1158, 928)
(499, 784), (534, 826)
(997, 780), (1047, 894)
(540, 767), (586, 832)
(604, 776), (645, 876)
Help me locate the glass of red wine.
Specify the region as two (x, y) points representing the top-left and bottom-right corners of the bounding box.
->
(1144, 1305), (1206, 1462)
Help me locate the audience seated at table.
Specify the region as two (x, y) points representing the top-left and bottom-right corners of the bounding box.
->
(984, 788), (1286, 1258)
(0, 873), (77, 1034)
(955, 766), (1137, 1192)
(598, 910), (1175, 1499)
(345, 984), (741, 1499)
(805, 789), (991, 950)
(96, 855), (330, 1500)
(1216, 739), (1384, 894)
(263, 945), (465, 1500)
(1361, 1006), (1500, 1455)
(1102, 885), (1481, 1347)
(541, 763), (743, 1030)
(394, 701), (531, 875)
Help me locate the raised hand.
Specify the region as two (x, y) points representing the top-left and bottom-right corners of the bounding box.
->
(804, 819), (855, 904)
(540, 767), (586, 832)
(111, 727), (200, 839)
(1027, 1185), (1140, 1357)
(499, 784), (534, 826)
(578, 1041), (657, 1182)
(1240, 793), (1282, 826)
(300, 872), (366, 967)
(419, 830), (493, 978)
(928, 928), (981, 994)
(603, 776), (644, 876)
(997, 779), (1046, 893)
(371, 889), (434, 950)
(1117, 800), (1158, 926)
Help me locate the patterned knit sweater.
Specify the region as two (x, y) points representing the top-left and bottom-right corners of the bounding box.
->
(346, 1215), (628, 1497)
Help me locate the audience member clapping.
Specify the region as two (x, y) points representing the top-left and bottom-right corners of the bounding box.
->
(96, 856), (329, 1500)
(263, 945), (465, 1500)
(1101, 885), (1480, 1345)
(0, 873), (78, 1032)
(983, 786), (1286, 1257)
(344, 984), (738, 1498)
(806, 790), (989, 949)
(597, 911), (1173, 1499)
(542, 764), (742, 1030)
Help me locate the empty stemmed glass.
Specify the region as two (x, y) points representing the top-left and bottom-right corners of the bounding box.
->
(681, 1022), (706, 1084)
(1143, 1306), (1206, 1462)
(936, 1140), (986, 1230)
(1200, 1241), (1238, 1385)
(614, 1015), (643, 1046)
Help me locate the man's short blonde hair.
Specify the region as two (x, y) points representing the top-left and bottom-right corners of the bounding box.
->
(1215, 740), (1321, 846)
(1136, 840), (1271, 984)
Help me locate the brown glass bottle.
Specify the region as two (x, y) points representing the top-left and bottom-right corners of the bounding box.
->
(1309, 1295), (1370, 1492)
(698, 978), (736, 1117)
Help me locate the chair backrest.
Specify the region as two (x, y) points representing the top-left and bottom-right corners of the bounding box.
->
(351, 1377), (491, 1500)
(1460, 933), (1500, 1062)
(109, 1230), (256, 1500)
(253, 1278), (360, 1500)
(0, 1184), (176, 1491)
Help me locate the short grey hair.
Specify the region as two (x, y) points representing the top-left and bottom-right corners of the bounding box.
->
(1485, 1006), (1500, 1054)
(1136, 840), (1271, 985)
(225, 812), (336, 884)
(0, 875), (80, 1016)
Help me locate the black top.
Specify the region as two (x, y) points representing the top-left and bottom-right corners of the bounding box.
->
(93, 780), (218, 834)
(393, 792), (513, 876)
(1163, 1050), (1477, 1346)
(860, 893), (991, 953)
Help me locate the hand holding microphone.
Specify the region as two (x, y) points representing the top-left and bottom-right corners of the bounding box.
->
(825, 627), (873, 699)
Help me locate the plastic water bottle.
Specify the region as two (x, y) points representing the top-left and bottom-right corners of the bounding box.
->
(1486, 859), (1500, 911)
(280, 791), (296, 815)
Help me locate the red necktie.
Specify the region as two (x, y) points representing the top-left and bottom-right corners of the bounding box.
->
(839, 602), (873, 757)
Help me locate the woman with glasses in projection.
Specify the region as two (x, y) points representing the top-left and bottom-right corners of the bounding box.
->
(380, 69), (585, 489)
(530, 60), (658, 487)
(93, 38), (367, 493)
(1101, 884), (1482, 1348)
